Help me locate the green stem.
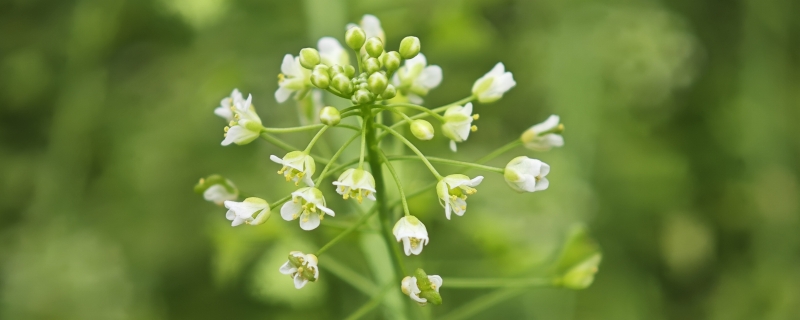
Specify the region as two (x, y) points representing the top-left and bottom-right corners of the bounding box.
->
(386, 155), (505, 173)
(326, 87), (351, 99)
(375, 105), (414, 122)
(316, 206), (378, 256)
(269, 194), (292, 210)
(261, 124), (324, 133)
(443, 277), (557, 289)
(377, 96), (474, 140)
(259, 132), (331, 165)
(476, 139), (522, 164)
(385, 103), (445, 121)
(320, 256), (379, 296)
(358, 119), (368, 168)
(377, 150), (411, 217)
(303, 126), (329, 153)
(314, 133), (361, 186)
(376, 123), (443, 180)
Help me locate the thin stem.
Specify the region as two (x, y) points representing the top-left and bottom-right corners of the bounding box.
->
(259, 132), (331, 165)
(438, 288), (526, 320)
(326, 87), (351, 99)
(358, 120), (368, 168)
(343, 284), (395, 320)
(385, 103), (445, 121)
(316, 206), (378, 256)
(261, 124), (323, 133)
(314, 133), (361, 186)
(377, 150), (411, 217)
(375, 105), (414, 122)
(476, 138), (522, 164)
(387, 155), (505, 173)
(269, 194), (292, 210)
(443, 277), (557, 289)
(376, 123), (443, 180)
(303, 126), (329, 153)
(378, 95), (475, 140)
(320, 256), (379, 296)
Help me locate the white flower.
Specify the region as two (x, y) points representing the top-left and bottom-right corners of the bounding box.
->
(436, 174), (484, 219)
(347, 14), (385, 43)
(504, 156), (550, 193)
(401, 274), (443, 305)
(521, 115), (564, 151)
(393, 216), (429, 256)
(275, 54), (311, 103)
(471, 62), (516, 103)
(270, 151), (316, 186)
(280, 187), (335, 231)
(223, 197), (270, 227)
(221, 92), (263, 146)
(441, 103), (477, 152)
(392, 53), (442, 104)
(279, 251), (319, 289)
(203, 183), (238, 205)
(214, 89), (242, 121)
(332, 168), (376, 203)
(317, 37), (349, 67)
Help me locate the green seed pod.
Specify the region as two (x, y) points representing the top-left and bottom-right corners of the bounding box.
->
(383, 51), (402, 73)
(410, 119), (434, 140)
(344, 65), (356, 78)
(331, 73), (352, 95)
(319, 106), (341, 126)
(399, 36), (421, 59)
(365, 37), (384, 58)
(367, 72), (388, 95)
(365, 58), (381, 74)
(381, 84), (397, 99)
(299, 48), (320, 69)
(345, 27), (366, 50)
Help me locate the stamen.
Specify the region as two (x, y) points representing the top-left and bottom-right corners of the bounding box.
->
(224, 126), (229, 132)
(471, 125), (478, 132)
(473, 114), (480, 120)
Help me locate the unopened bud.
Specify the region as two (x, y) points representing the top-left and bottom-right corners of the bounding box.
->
(383, 51), (402, 72)
(345, 27), (366, 50)
(299, 48), (320, 69)
(367, 72), (388, 95)
(561, 253), (601, 290)
(410, 120), (434, 140)
(381, 84), (397, 99)
(331, 74), (352, 95)
(365, 37), (384, 58)
(344, 65), (356, 78)
(365, 58), (381, 74)
(354, 89), (373, 105)
(399, 36), (421, 59)
(311, 71), (330, 89)
(319, 106), (341, 126)
(330, 64), (344, 76)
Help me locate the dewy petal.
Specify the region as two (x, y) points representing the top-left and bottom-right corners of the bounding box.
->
(293, 274), (309, 289)
(279, 261), (297, 275)
(531, 115), (560, 134)
(299, 213), (321, 231)
(281, 201), (301, 221)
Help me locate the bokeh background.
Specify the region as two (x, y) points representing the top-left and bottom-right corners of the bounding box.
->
(2, 0), (799, 319)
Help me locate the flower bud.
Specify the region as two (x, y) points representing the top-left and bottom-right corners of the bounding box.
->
(365, 37), (384, 58)
(313, 64), (330, 76)
(410, 119), (434, 140)
(381, 84), (397, 99)
(354, 89), (373, 105)
(330, 64), (344, 76)
(319, 106), (341, 126)
(345, 26), (366, 50)
(383, 51), (402, 72)
(311, 70), (330, 89)
(299, 48), (320, 69)
(344, 65), (356, 78)
(365, 57), (381, 74)
(561, 253), (602, 290)
(367, 72), (388, 95)
(399, 36), (421, 59)
(331, 73), (352, 95)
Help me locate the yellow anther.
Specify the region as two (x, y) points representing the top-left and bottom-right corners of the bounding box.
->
(199, 178), (205, 184)
(297, 266), (304, 273)
(296, 172), (304, 178)
(229, 120), (236, 127)
(224, 126), (229, 132)
(278, 73), (286, 83)
(471, 125), (478, 132)
(356, 195), (363, 204)
(234, 114), (240, 120)
(285, 175), (292, 182)
(343, 193), (349, 200)
(460, 205), (467, 210)
(473, 114), (480, 120)
(319, 214), (325, 220)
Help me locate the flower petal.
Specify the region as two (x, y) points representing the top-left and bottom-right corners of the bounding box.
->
(280, 54), (295, 76)
(275, 86), (293, 103)
(535, 177), (550, 191)
(299, 213), (321, 231)
(281, 201), (301, 221)
(293, 274), (309, 289)
(418, 65), (443, 89)
(279, 261), (297, 275)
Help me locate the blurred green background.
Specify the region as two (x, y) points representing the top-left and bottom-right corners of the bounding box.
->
(2, 0), (799, 319)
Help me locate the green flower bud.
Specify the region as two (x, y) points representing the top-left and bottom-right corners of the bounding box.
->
(560, 253), (602, 290)
(365, 58), (381, 74)
(367, 72), (388, 95)
(311, 70), (330, 89)
(313, 64), (330, 76)
(383, 51), (402, 72)
(410, 119), (434, 140)
(345, 27), (367, 50)
(354, 89), (373, 105)
(381, 84), (397, 99)
(399, 36), (421, 59)
(331, 73), (352, 95)
(419, 289), (442, 305)
(299, 48), (320, 69)
(365, 37), (384, 58)
(344, 65), (356, 78)
(330, 64), (344, 76)
(319, 106), (341, 126)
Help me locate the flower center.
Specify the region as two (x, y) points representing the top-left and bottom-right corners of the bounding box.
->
(278, 166), (306, 186)
(409, 237), (422, 249)
(338, 185), (370, 203)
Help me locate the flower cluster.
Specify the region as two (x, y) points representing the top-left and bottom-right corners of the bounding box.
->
(198, 14), (576, 306)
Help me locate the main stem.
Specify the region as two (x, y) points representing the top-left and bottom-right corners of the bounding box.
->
(363, 105), (408, 282)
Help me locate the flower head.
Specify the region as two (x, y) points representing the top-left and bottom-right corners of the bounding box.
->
(279, 251), (319, 289)
(393, 216), (429, 256)
(441, 103), (478, 152)
(401, 269), (443, 305)
(332, 168), (376, 203)
(504, 156), (550, 193)
(223, 197), (270, 226)
(270, 151), (316, 186)
(214, 89), (242, 121)
(317, 37), (349, 67)
(471, 62), (516, 103)
(275, 54), (312, 103)
(280, 187), (334, 231)
(221, 91), (263, 146)
(392, 53), (442, 104)
(436, 174), (484, 219)
(521, 115), (564, 151)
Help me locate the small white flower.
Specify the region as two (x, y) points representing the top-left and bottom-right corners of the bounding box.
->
(521, 115), (564, 151)
(270, 151), (316, 186)
(203, 183), (238, 205)
(504, 156), (550, 193)
(280, 187), (335, 231)
(332, 168), (376, 203)
(214, 89), (242, 121)
(441, 103), (478, 152)
(392, 53), (442, 104)
(401, 274), (443, 305)
(436, 174), (484, 219)
(471, 62), (516, 103)
(275, 54), (312, 103)
(221, 92), (263, 146)
(317, 37), (349, 67)
(223, 197), (270, 227)
(347, 14), (385, 43)
(393, 216), (429, 256)
(279, 251), (319, 289)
